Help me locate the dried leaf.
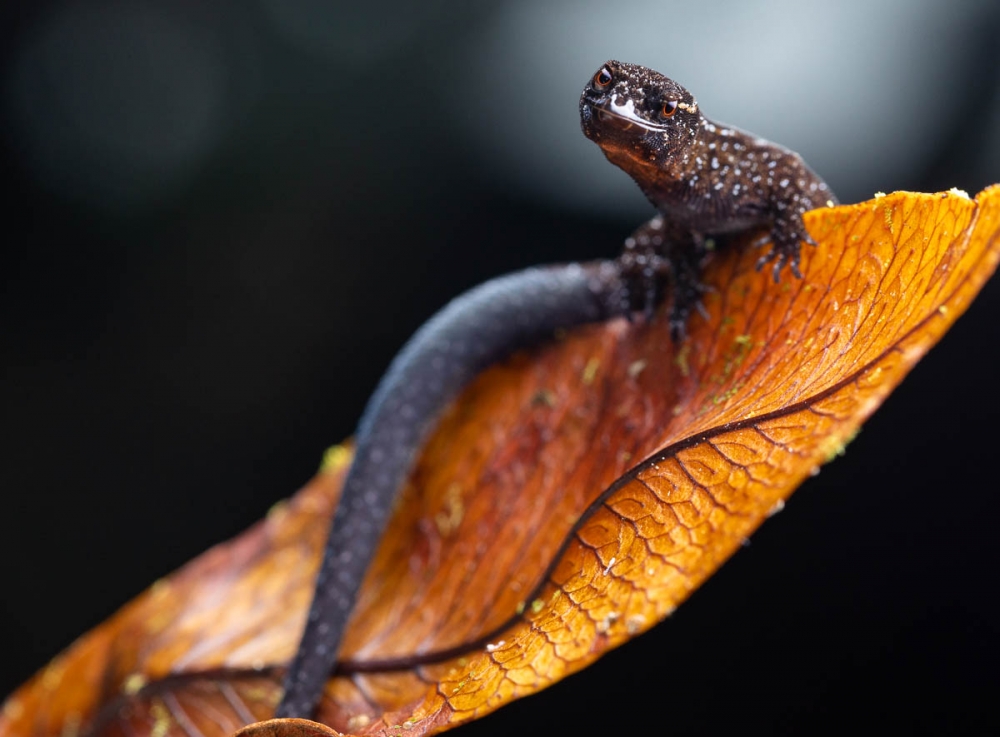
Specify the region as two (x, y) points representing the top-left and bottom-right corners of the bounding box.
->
(3, 188), (999, 737)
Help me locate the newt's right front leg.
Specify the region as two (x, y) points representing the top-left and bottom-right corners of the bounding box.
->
(614, 216), (709, 340)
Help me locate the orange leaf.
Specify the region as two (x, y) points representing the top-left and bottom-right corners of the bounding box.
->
(3, 188), (999, 737)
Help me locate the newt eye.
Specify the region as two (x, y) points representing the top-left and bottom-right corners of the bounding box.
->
(594, 67), (613, 88)
(660, 100), (679, 119)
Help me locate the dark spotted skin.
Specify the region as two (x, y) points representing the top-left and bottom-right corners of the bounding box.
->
(580, 60), (838, 334)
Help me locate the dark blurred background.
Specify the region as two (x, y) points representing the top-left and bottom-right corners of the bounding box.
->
(2, 0), (999, 733)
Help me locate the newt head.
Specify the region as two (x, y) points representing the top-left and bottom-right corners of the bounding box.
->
(580, 60), (702, 180)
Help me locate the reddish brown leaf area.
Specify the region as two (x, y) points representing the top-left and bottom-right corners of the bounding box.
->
(3, 188), (999, 737)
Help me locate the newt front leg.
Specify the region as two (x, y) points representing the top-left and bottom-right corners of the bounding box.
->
(615, 215), (710, 339)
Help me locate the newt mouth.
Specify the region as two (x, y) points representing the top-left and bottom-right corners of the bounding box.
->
(598, 108), (637, 131)
(593, 97), (665, 134)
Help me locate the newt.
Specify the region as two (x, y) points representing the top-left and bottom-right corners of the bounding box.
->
(276, 60), (836, 718)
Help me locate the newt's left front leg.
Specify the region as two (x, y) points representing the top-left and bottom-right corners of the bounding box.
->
(755, 214), (812, 280)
